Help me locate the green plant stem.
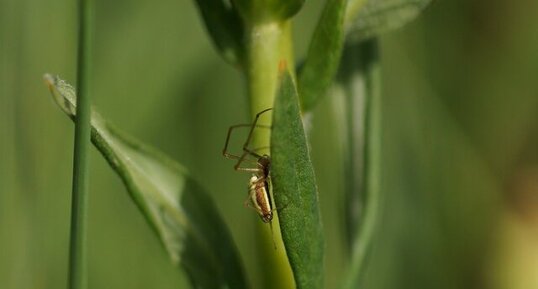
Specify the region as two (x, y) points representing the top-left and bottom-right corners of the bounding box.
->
(245, 21), (295, 289)
(340, 39), (382, 289)
(68, 0), (93, 288)
(246, 21), (294, 118)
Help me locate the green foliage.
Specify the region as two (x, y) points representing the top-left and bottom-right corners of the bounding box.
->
(298, 0), (432, 112)
(345, 0), (432, 42)
(335, 40), (382, 289)
(4, 0), (533, 288)
(40, 0), (436, 288)
(271, 69), (324, 289)
(193, 0), (244, 64)
(45, 75), (247, 289)
(298, 0), (347, 112)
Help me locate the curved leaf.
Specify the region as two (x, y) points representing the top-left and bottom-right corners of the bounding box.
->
(271, 69), (324, 289)
(193, 0), (244, 65)
(298, 0), (347, 112)
(44, 74), (248, 289)
(345, 0), (432, 43)
(335, 40), (382, 289)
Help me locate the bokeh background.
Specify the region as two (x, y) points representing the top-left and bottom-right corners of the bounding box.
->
(1, 0), (538, 288)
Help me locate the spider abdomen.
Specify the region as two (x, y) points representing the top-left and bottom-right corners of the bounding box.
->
(249, 175), (273, 223)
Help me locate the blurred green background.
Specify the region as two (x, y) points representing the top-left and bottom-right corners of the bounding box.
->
(1, 0), (538, 288)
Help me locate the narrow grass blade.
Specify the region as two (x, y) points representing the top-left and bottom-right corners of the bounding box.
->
(336, 40), (382, 289)
(44, 74), (248, 289)
(298, 0), (347, 112)
(193, 0), (244, 65)
(345, 0), (432, 43)
(271, 69), (324, 289)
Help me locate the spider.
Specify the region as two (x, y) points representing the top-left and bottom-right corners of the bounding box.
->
(222, 108), (274, 223)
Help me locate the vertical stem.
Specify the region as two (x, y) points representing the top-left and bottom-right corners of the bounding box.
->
(68, 0), (93, 288)
(246, 21), (294, 119)
(245, 21), (296, 289)
(340, 39), (382, 289)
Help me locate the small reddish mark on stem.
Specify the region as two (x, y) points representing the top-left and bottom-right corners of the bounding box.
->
(278, 59), (287, 74)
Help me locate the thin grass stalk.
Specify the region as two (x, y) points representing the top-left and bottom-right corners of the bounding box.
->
(68, 0), (93, 288)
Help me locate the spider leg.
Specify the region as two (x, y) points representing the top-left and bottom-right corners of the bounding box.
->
(223, 123), (270, 160)
(242, 108), (272, 157)
(233, 151), (263, 173)
(243, 193), (257, 211)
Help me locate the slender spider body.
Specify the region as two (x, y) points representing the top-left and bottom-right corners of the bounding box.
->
(222, 108), (274, 223)
(248, 171), (272, 223)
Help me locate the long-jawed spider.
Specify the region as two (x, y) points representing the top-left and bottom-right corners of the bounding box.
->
(222, 108), (274, 223)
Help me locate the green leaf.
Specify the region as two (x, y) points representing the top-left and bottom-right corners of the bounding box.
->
(271, 69), (324, 289)
(193, 0), (244, 65)
(345, 0), (432, 43)
(44, 74), (248, 289)
(298, 0), (347, 112)
(335, 40), (382, 289)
